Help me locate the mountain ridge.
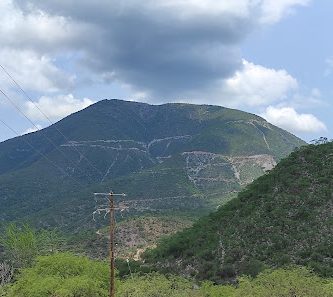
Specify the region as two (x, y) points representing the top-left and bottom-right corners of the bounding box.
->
(0, 99), (305, 233)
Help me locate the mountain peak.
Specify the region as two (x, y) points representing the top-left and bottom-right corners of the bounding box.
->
(0, 100), (305, 232)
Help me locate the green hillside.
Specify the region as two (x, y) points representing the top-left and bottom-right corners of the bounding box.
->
(145, 142), (333, 281)
(0, 100), (305, 233)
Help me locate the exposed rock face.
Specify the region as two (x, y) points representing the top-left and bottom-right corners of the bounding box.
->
(0, 99), (304, 229)
(147, 142), (333, 281)
(183, 151), (276, 191)
(61, 138), (277, 190)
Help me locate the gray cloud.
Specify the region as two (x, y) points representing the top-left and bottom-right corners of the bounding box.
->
(11, 0), (308, 98)
(12, 0), (254, 97)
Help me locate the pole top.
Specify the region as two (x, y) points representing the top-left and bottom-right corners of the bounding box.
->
(94, 192), (126, 197)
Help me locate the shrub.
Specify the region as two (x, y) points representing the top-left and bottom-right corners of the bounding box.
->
(6, 253), (109, 297)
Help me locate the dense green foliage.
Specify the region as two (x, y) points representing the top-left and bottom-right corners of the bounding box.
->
(0, 224), (64, 268)
(146, 142), (333, 280)
(0, 224), (38, 268)
(1, 253), (332, 297)
(0, 100), (304, 231)
(232, 267), (333, 297)
(5, 253), (109, 297)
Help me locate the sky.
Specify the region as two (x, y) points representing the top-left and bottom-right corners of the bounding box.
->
(0, 0), (332, 142)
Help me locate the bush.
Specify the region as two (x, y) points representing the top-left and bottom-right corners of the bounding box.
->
(117, 273), (200, 297)
(236, 267), (333, 297)
(6, 253), (109, 297)
(3, 254), (333, 297)
(0, 224), (38, 268)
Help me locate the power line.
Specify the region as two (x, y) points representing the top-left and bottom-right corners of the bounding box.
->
(93, 194), (203, 208)
(0, 87), (97, 183)
(93, 194), (203, 217)
(0, 117), (85, 187)
(94, 194), (204, 209)
(125, 194), (203, 203)
(0, 64), (104, 180)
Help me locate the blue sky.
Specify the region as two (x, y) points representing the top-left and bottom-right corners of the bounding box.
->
(0, 0), (332, 142)
(242, 0), (333, 141)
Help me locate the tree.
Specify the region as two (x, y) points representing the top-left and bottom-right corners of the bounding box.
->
(7, 253), (109, 297)
(236, 267), (333, 297)
(38, 229), (65, 254)
(0, 224), (65, 269)
(0, 224), (38, 268)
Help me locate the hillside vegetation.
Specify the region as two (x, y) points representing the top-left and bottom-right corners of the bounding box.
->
(1, 253), (332, 297)
(145, 142), (333, 281)
(0, 100), (304, 233)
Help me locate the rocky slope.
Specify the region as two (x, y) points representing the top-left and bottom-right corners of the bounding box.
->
(0, 99), (305, 231)
(145, 142), (333, 281)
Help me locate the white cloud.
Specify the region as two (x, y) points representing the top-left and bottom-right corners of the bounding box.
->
(25, 94), (95, 121)
(168, 60), (301, 109)
(261, 106), (327, 133)
(219, 60), (298, 107)
(259, 0), (310, 24)
(22, 124), (42, 135)
(0, 0), (89, 53)
(0, 49), (75, 93)
(7, 0), (311, 99)
(0, 0), (88, 94)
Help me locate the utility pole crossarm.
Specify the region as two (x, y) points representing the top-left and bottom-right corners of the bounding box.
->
(93, 191), (126, 297)
(94, 192), (126, 196)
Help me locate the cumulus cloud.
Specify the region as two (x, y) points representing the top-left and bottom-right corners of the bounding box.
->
(25, 94), (95, 121)
(0, 0), (92, 53)
(219, 60), (298, 107)
(10, 0), (310, 99)
(261, 106), (327, 133)
(0, 0), (90, 94)
(174, 60), (298, 109)
(14, 0), (310, 25)
(1, 0), (321, 138)
(0, 49), (74, 93)
(0, 0), (323, 140)
(259, 0), (310, 24)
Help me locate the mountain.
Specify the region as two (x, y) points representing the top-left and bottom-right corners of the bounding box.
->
(145, 142), (333, 281)
(0, 99), (305, 232)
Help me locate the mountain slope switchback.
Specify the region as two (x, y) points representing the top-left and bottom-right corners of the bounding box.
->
(0, 99), (305, 232)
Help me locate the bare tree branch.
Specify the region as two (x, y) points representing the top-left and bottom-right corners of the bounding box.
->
(0, 262), (14, 286)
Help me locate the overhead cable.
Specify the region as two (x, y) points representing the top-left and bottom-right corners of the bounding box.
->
(0, 117), (85, 187)
(0, 63), (104, 179)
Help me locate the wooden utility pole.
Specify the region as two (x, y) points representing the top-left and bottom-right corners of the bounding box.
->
(109, 192), (115, 297)
(94, 191), (126, 297)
